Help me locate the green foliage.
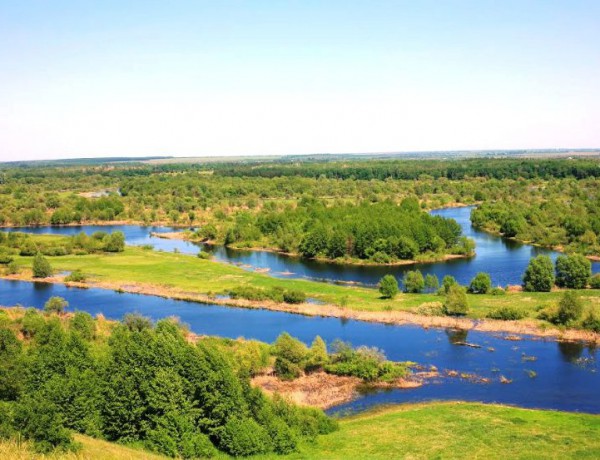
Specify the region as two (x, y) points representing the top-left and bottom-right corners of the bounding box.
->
(305, 336), (328, 372)
(197, 250), (212, 260)
(324, 341), (407, 382)
(556, 291), (583, 325)
(32, 253), (53, 278)
(218, 417), (272, 456)
(555, 254), (592, 289)
(424, 274), (439, 292)
(443, 284), (469, 316)
(0, 328), (24, 400)
(490, 286), (506, 296)
(20, 309), (45, 339)
(282, 289), (306, 304)
(44, 296), (68, 315)
(70, 312), (96, 340)
(64, 269), (86, 282)
(590, 274), (600, 289)
(272, 333), (308, 380)
(403, 270), (424, 293)
(5, 260), (19, 275)
(378, 275), (399, 298)
(0, 251), (14, 264)
(487, 306), (526, 321)
(468, 272), (491, 294)
(582, 311), (600, 333)
(441, 275), (457, 294)
(523, 255), (555, 292)
(14, 395), (77, 453)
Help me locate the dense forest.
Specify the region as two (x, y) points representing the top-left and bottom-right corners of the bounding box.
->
(0, 157), (599, 257)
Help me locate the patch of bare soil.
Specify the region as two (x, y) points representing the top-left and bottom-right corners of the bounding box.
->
(251, 371), (426, 409)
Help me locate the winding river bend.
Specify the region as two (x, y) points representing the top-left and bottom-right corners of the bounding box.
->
(4, 206), (598, 287)
(1, 207), (599, 414)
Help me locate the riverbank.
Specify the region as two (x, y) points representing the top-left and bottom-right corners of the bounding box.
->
(3, 261), (600, 344)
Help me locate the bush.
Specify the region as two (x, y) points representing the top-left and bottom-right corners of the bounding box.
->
(283, 289), (306, 304)
(582, 312), (600, 333)
(468, 272), (491, 294)
(44, 296), (68, 315)
(5, 260), (19, 275)
(180, 432), (217, 458)
(443, 284), (469, 316)
(487, 306), (526, 321)
(424, 274), (439, 292)
(20, 309), (45, 339)
(197, 251), (212, 260)
(64, 270), (86, 282)
(70, 311), (96, 340)
(274, 357), (303, 381)
(218, 417), (272, 456)
(490, 286), (506, 296)
(590, 274), (600, 289)
(14, 395), (76, 453)
(441, 275), (457, 294)
(32, 253), (53, 278)
(378, 274), (399, 298)
(555, 254), (592, 289)
(522, 255), (554, 292)
(0, 252), (14, 264)
(403, 270), (424, 293)
(556, 291), (583, 325)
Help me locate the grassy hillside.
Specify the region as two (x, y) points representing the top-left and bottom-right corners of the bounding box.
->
(275, 402), (600, 460)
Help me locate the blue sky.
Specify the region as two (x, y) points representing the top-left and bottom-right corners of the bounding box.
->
(1, 1), (599, 160)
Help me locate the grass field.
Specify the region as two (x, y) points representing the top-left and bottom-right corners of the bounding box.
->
(269, 402), (600, 460)
(7, 242), (600, 327)
(2, 402), (598, 459)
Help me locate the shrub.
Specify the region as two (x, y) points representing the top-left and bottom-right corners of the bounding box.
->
(274, 358), (303, 381)
(378, 274), (399, 298)
(19, 240), (38, 256)
(522, 255), (554, 292)
(197, 251), (212, 260)
(441, 275), (457, 294)
(556, 291), (583, 325)
(44, 296), (68, 315)
(5, 260), (19, 275)
(403, 270), (424, 293)
(443, 284), (469, 316)
(20, 309), (45, 339)
(180, 432), (217, 458)
(273, 333), (308, 365)
(283, 289), (306, 304)
(64, 270), (86, 282)
(14, 395), (76, 453)
(468, 272), (491, 294)
(487, 306), (526, 321)
(424, 274), (439, 292)
(582, 312), (600, 333)
(589, 273), (600, 289)
(218, 417), (272, 456)
(70, 311), (96, 340)
(32, 253), (53, 278)
(0, 252), (13, 264)
(490, 286), (506, 296)
(555, 254), (592, 289)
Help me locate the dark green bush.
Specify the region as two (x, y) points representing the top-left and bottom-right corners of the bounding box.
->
(468, 272), (491, 294)
(65, 270), (86, 282)
(378, 274), (399, 298)
(487, 306), (526, 321)
(443, 284), (469, 316)
(582, 312), (600, 333)
(555, 254), (592, 289)
(282, 289), (306, 304)
(218, 417), (272, 456)
(556, 291), (583, 325)
(522, 255), (554, 292)
(32, 253), (53, 278)
(589, 274), (600, 289)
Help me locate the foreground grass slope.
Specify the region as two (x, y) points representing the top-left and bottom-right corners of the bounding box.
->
(3, 403), (598, 459)
(275, 402), (600, 460)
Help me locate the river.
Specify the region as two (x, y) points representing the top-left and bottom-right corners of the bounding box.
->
(0, 278), (598, 414)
